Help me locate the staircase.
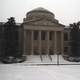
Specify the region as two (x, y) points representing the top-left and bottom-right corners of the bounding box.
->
(24, 55), (57, 64)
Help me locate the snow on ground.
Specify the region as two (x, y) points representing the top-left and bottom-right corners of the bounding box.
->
(0, 55), (80, 80)
(0, 64), (80, 80)
(26, 55), (41, 63)
(59, 55), (80, 64)
(22, 55), (80, 64)
(23, 55), (56, 64)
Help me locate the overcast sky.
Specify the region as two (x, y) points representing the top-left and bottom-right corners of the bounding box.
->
(0, 0), (80, 25)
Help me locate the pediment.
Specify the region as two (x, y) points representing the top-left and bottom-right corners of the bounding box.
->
(26, 19), (57, 26)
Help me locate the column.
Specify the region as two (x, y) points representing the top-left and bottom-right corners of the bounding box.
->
(46, 31), (49, 55)
(68, 31), (71, 54)
(54, 31), (57, 54)
(19, 26), (23, 55)
(61, 31), (64, 54)
(38, 31), (41, 55)
(31, 30), (33, 55)
(23, 30), (26, 55)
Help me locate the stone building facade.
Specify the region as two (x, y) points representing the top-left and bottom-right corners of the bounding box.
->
(0, 7), (71, 57)
(22, 7), (65, 55)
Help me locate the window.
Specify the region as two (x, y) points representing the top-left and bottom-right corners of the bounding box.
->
(41, 31), (46, 40)
(64, 32), (68, 41)
(70, 32), (72, 40)
(34, 31), (38, 40)
(64, 47), (68, 52)
(49, 32), (53, 40)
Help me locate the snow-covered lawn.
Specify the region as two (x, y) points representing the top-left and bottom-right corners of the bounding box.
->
(0, 64), (80, 80)
(0, 55), (80, 80)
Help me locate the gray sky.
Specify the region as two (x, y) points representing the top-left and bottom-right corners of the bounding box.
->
(0, 0), (80, 25)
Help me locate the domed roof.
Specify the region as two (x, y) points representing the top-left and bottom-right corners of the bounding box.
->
(27, 7), (53, 14)
(25, 7), (59, 23)
(27, 7), (54, 16)
(27, 7), (55, 19)
(33, 7), (48, 11)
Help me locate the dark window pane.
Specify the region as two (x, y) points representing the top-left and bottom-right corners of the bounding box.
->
(70, 32), (72, 40)
(41, 31), (46, 40)
(50, 32), (52, 40)
(34, 31), (38, 40)
(64, 47), (68, 52)
(64, 32), (68, 41)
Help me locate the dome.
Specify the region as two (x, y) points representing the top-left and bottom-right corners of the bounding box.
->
(27, 7), (54, 15)
(26, 7), (57, 22)
(24, 7), (59, 23)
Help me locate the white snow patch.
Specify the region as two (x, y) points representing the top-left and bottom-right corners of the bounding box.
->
(0, 65), (80, 80)
(0, 55), (80, 80)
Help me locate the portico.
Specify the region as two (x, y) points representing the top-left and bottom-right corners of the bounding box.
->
(24, 29), (64, 55)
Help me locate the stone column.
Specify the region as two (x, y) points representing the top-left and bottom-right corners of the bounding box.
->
(19, 26), (23, 55)
(68, 31), (71, 54)
(61, 31), (64, 54)
(46, 31), (49, 55)
(38, 31), (41, 55)
(24, 30), (26, 55)
(54, 31), (57, 54)
(31, 30), (34, 55)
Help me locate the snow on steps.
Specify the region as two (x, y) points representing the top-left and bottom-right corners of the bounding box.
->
(17, 55), (80, 65)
